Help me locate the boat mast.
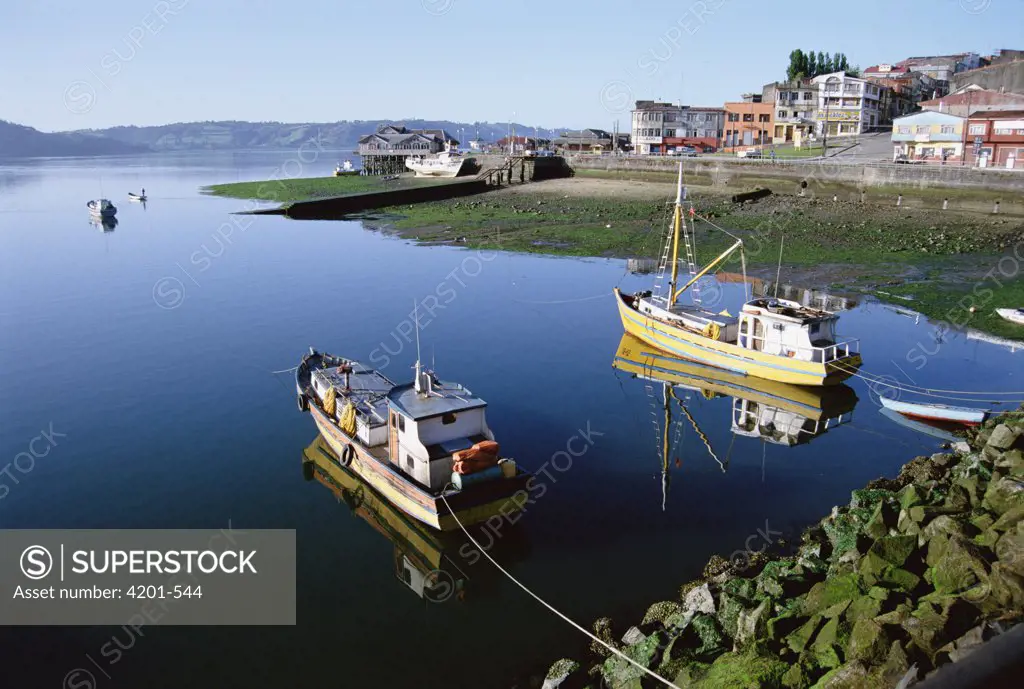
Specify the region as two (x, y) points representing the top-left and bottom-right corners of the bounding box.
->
(667, 162), (684, 306)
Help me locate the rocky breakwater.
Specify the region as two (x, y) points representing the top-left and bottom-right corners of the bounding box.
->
(541, 411), (1024, 689)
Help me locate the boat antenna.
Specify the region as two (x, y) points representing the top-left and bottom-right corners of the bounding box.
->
(413, 298), (424, 394)
(774, 235), (785, 298)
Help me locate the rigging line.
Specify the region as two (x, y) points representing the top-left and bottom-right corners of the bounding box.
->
(271, 365), (299, 374)
(692, 212), (746, 244)
(437, 492), (682, 689)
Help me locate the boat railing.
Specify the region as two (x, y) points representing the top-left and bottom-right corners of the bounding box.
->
(739, 333), (860, 362)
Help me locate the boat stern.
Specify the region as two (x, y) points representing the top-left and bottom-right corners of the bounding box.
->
(824, 352), (862, 385)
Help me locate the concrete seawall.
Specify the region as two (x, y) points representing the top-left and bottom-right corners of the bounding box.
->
(250, 179), (490, 220)
(248, 156), (573, 220)
(571, 155), (1024, 192)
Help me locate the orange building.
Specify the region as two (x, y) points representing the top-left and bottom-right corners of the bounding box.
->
(723, 101), (774, 151)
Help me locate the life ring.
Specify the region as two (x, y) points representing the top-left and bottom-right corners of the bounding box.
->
(297, 393), (309, 412)
(340, 444), (355, 467)
(702, 322), (721, 341)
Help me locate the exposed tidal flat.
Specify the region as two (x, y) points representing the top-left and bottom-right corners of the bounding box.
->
(205, 171), (1024, 340)
(532, 412), (1024, 689)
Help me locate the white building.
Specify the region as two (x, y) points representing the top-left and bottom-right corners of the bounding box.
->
(631, 100), (723, 154)
(812, 71), (887, 137)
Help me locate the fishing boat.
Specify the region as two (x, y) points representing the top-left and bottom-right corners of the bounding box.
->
(333, 161), (357, 176)
(295, 349), (531, 531)
(128, 192), (147, 202)
(878, 396), (989, 426)
(996, 308), (1024, 326)
(87, 199), (117, 217)
(613, 163), (862, 387)
(613, 332), (857, 448)
(405, 142), (465, 178)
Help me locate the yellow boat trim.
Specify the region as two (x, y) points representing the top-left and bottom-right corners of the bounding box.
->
(615, 289), (861, 387)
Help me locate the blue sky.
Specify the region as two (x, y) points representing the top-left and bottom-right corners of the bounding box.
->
(2, 0), (1019, 132)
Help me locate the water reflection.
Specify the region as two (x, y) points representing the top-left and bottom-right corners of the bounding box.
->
(718, 272), (858, 312)
(88, 215), (118, 232)
(613, 332), (859, 506)
(301, 436), (529, 602)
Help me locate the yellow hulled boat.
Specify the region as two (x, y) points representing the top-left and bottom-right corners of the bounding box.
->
(615, 164), (862, 387)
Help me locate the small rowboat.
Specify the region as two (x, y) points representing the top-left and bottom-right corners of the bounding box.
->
(996, 308), (1024, 326)
(128, 192), (147, 202)
(879, 396), (989, 426)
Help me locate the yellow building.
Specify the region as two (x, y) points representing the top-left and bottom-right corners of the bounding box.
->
(890, 111), (965, 162)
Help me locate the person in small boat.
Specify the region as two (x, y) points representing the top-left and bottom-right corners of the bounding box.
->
(141, 188), (145, 197)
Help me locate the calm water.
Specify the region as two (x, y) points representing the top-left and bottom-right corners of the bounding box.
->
(1, 152), (1022, 688)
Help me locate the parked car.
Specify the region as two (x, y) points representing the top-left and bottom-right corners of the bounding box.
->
(676, 146), (698, 157)
(894, 154), (924, 165)
(737, 148), (762, 159)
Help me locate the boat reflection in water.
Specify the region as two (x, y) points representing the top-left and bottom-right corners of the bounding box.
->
(301, 436), (528, 602)
(89, 215), (118, 232)
(612, 332), (859, 505)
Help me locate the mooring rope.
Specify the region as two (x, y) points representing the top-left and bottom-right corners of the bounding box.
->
(438, 492), (681, 689)
(832, 361), (1024, 405)
(271, 365), (299, 374)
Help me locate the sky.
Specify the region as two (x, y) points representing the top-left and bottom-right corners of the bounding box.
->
(2, 0), (1021, 132)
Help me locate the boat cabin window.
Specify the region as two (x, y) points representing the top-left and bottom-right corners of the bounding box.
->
(441, 412), (457, 425)
(392, 413), (405, 432)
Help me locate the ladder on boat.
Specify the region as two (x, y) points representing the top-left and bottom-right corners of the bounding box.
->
(651, 223), (675, 305)
(680, 210), (702, 307)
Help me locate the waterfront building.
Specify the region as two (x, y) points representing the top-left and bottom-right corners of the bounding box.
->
(722, 99), (773, 150)
(553, 129), (619, 154)
(919, 86), (1024, 117)
(356, 124), (459, 175)
(890, 111), (966, 162)
(631, 100), (723, 153)
(965, 108), (1024, 168)
(767, 79), (818, 145)
(812, 72), (888, 137)
(894, 53), (983, 96)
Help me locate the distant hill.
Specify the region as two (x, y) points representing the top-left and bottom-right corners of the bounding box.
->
(0, 120), (150, 158)
(65, 120), (569, 152)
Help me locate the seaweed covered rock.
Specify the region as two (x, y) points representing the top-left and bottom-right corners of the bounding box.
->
(846, 619), (889, 664)
(688, 651), (788, 689)
(929, 536), (991, 595)
(987, 424), (1021, 452)
(983, 476), (1024, 517)
(542, 658), (581, 689)
(599, 632), (664, 688)
(641, 600), (681, 627)
(589, 617), (617, 657)
(802, 573), (864, 616)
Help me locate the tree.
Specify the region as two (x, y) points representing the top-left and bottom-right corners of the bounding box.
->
(824, 52), (834, 73)
(838, 53), (850, 72)
(807, 51), (817, 78)
(817, 51), (827, 75)
(787, 49), (807, 81)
